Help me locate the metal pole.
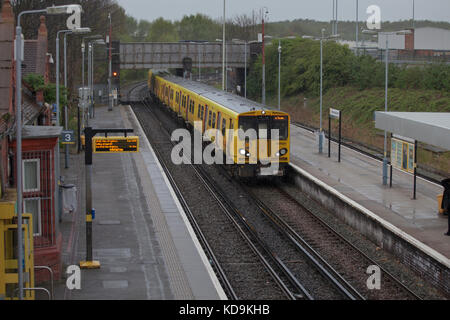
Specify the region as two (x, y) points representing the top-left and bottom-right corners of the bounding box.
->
(319, 31), (324, 154)
(87, 43), (91, 125)
(383, 36), (389, 185)
(335, 0), (338, 35)
(412, 0), (415, 29)
(328, 114), (331, 158)
(108, 13), (112, 111)
(222, 0), (226, 91)
(332, 0), (335, 35)
(278, 39), (281, 110)
(198, 44), (201, 81)
(356, 0), (359, 54)
(84, 127), (93, 262)
(413, 140), (417, 199)
(15, 23), (24, 301)
(338, 111), (342, 163)
(64, 33), (69, 169)
(262, 13), (266, 105)
(244, 41), (247, 99)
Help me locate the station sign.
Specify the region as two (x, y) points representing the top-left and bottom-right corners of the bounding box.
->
(391, 135), (415, 174)
(329, 108), (341, 119)
(61, 130), (75, 145)
(93, 136), (139, 153)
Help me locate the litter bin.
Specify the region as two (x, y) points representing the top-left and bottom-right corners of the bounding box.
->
(61, 184), (77, 215)
(438, 194), (444, 214)
(441, 178), (450, 216)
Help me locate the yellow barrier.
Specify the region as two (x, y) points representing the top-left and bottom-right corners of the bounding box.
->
(0, 189), (35, 300)
(438, 194), (444, 214)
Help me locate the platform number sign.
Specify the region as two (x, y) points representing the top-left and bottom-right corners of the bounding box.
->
(61, 130), (75, 145)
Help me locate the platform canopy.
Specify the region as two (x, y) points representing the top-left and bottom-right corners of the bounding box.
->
(375, 112), (450, 151)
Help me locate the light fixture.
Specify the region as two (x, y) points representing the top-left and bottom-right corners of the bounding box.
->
(46, 4), (82, 15)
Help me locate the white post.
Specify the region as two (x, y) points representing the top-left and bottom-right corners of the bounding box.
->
(222, 0), (226, 91)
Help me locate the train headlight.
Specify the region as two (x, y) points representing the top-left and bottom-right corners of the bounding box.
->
(279, 148), (288, 156)
(276, 152), (280, 157)
(239, 149), (246, 156)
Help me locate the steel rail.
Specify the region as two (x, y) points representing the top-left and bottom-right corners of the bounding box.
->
(138, 95), (307, 300)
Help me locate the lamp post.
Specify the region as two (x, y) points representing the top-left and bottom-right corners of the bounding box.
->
(108, 13), (113, 112)
(88, 39), (106, 120)
(15, 4), (81, 300)
(222, 0), (226, 91)
(319, 30), (340, 154)
(363, 29), (412, 185)
(62, 28), (91, 169)
(278, 39), (281, 110)
(261, 7), (269, 105)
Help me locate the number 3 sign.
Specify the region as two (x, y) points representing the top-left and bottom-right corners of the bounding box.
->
(66, 5), (81, 30)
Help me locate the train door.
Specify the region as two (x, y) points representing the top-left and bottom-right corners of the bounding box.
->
(186, 96), (190, 122)
(178, 91), (184, 116)
(203, 105), (209, 134)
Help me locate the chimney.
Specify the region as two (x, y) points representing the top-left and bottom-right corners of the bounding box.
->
(35, 15), (48, 80)
(405, 28), (415, 51)
(0, 0), (14, 115)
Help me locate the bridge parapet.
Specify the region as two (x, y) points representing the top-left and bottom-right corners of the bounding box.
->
(120, 42), (252, 70)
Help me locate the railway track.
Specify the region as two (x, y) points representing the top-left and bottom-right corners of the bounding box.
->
(135, 93), (360, 300)
(127, 83), (428, 300)
(241, 182), (423, 300)
(132, 94), (296, 300)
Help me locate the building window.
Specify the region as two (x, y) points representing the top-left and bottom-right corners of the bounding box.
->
(23, 159), (40, 193)
(24, 198), (41, 236)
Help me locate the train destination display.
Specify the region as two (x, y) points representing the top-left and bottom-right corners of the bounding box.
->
(93, 136), (139, 153)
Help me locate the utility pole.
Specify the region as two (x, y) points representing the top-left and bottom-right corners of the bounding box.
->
(278, 39), (281, 110)
(222, 0), (226, 91)
(108, 13), (113, 111)
(261, 7), (268, 105)
(356, 0), (359, 54)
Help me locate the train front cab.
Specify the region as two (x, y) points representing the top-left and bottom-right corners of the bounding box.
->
(235, 111), (290, 177)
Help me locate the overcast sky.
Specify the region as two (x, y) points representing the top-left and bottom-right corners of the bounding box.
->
(116, 0), (450, 23)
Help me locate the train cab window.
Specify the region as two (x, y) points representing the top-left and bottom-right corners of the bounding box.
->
(272, 116), (289, 140)
(201, 106), (204, 120)
(258, 121), (268, 139)
(208, 110), (212, 127)
(212, 113), (216, 129)
(198, 104), (201, 118)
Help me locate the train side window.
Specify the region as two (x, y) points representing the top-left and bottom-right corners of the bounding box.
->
(217, 112), (222, 130)
(208, 110), (212, 127)
(212, 113), (216, 129)
(198, 104), (201, 118)
(222, 118), (226, 135)
(201, 106), (204, 120)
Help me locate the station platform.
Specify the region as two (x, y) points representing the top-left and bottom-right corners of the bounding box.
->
(289, 125), (450, 260)
(55, 105), (226, 300)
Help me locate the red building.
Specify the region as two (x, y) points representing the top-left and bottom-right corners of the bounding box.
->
(0, 0), (63, 284)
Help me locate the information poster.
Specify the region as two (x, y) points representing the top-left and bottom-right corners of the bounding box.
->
(391, 136), (415, 174)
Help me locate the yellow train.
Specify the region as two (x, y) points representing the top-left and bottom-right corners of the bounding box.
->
(148, 71), (290, 177)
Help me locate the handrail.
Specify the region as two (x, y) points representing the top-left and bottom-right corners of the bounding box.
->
(34, 266), (54, 300)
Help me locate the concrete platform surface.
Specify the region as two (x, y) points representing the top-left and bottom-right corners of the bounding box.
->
(289, 124), (450, 260)
(55, 105), (225, 300)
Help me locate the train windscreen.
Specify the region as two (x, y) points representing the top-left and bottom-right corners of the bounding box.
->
(238, 116), (288, 140)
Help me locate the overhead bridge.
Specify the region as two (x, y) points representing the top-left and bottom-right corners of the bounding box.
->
(119, 42), (252, 70)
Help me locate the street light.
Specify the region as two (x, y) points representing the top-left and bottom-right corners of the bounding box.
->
(362, 29), (412, 185)
(261, 7), (269, 105)
(62, 28), (91, 169)
(15, 4), (80, 300)
(88, 39), (106, 120)
(278, 39), (281, 110)
(319, 29), (340, 154)
(222, 0), (226, 91)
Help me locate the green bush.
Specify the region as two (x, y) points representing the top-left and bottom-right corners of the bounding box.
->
(247, 37), (450, 101)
